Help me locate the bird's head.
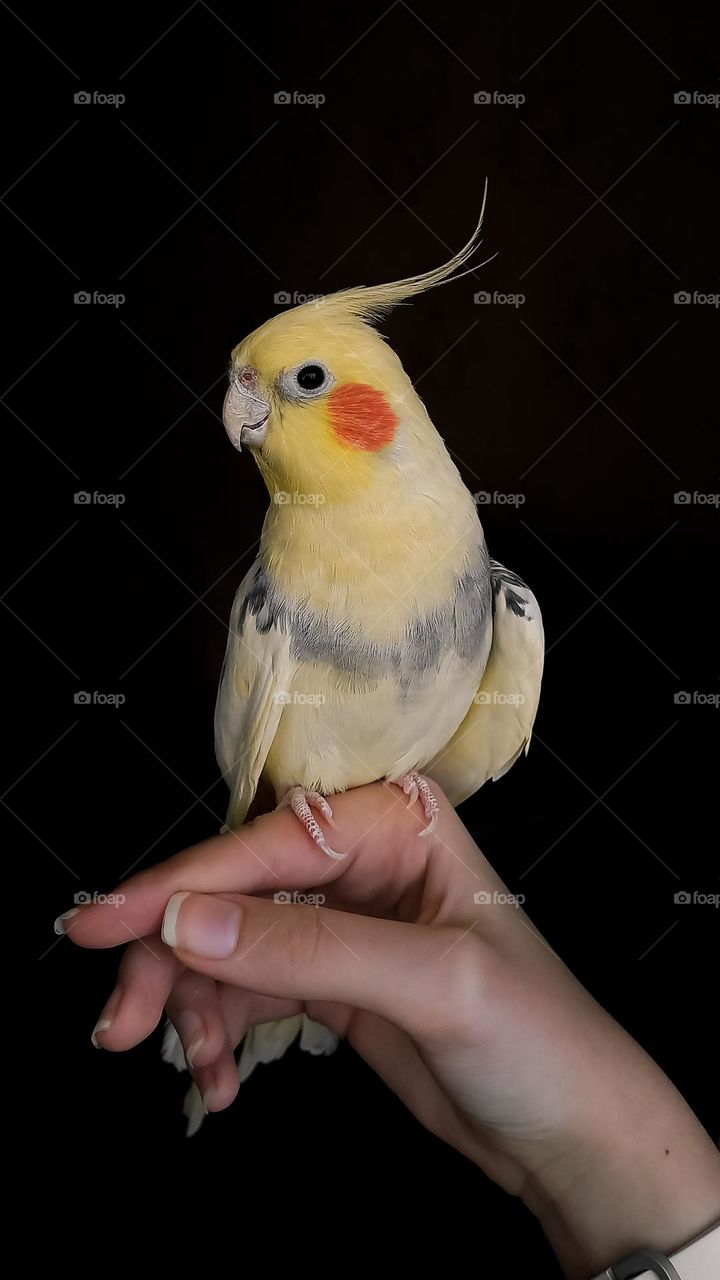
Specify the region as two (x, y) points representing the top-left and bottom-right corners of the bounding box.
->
(223, 200), (488, 505)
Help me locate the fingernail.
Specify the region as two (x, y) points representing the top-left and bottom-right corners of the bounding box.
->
(161, 892), (190, 948)
(92, 1019), (112, 1048)
(54, 907), (80, 935)
(187, 1037), (204, 1070)
(91, 987), (123, 1049)
(172, 1009), (205, 1070)
(162, 892), (241, 959)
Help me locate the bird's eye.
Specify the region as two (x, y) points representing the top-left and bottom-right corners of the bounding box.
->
(280, 360), (334, 401)
(297, 364), (326, 391)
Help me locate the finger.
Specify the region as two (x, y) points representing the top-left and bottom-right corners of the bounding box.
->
(192, 1032), (240, 1113)
(92, 934), (181, 1051)
(161, 890), (485, 1042)
(216, 984), (301, 1050)
(61, 782), (427, 950)
(189, 987), (305, 1114)
(165, 972), (228, 1072)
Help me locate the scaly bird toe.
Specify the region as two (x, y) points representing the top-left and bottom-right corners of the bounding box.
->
(282, 786), (346, 860)
(390, 771), (439, 836)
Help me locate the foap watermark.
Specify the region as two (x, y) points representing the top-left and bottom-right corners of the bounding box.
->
(473, 490), (525, 506)
(474, 90), (525, 108)
(74, 690), (126, 707)
(74, 90), (125, 108)
(274, 291), (325, 306)
(674, 90), (719, 108)
(274, 490), (325, 506)
(674, 691), (719, 708)
(474, 690), (526, 706)
(74, 290), (125, 307)
(474, 290), (525, 308)
(674, 290), (719, 307)
(74, 490), (125, 506)
(74, 890), (126, 906)
(474, 889), (525, 907)
(274, 90), (325, 108)
(274, 690), (326, 706)
(673, 491), (719, 507)
(273, 890), (325, 906)
(674, 890), (719, 908)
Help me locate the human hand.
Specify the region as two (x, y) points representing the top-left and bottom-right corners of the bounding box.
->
(62, 782), (720, 1277)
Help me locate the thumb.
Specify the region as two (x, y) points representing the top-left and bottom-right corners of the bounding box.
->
(161, 890), (478, 1041)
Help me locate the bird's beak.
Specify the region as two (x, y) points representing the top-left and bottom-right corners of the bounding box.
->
(223, 368), (271, 451)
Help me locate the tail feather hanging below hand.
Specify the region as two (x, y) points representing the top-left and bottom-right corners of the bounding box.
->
(164, 1012), (340, 1135)
(238, 1014), (338, 1083)
(238, 1015), (304, 1084)
(299, 1015), (340, 1057)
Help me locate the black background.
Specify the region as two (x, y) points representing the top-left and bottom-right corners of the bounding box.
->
(4, 1), (718, 1268)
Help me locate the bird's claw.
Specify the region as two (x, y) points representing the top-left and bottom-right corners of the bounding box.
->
(281, 786), (346, 860)
(390, 771), (439, 836)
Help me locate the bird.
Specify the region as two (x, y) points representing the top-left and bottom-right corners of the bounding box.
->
(164, 208), (544, 1129)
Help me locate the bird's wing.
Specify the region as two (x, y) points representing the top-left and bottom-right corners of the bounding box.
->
(214, 559), (295, 828)
(426, 560), (544, 806)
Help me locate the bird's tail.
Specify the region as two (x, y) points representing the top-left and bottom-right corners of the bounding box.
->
(162, 1015), (339, 1136)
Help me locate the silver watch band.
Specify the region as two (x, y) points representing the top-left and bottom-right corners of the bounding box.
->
(591, 1220), (720, 1280)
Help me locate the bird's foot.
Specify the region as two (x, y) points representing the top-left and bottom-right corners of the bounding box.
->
(388, 771), (439, 836)
(279, 786), (346, 861)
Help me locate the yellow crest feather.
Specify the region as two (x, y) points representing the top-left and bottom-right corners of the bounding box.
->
(301, 181), (490, 327)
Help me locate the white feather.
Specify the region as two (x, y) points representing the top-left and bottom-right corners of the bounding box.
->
(161, 1021), (186, 1072)
(238, 1015), (303, 1083)
(427, 565), (544, 803)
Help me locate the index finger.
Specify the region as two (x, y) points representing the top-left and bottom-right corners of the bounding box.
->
(58, 781), (424, 949)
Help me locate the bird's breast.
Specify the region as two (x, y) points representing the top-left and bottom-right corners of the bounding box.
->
(240, 551), (492, 796)
(239, 552), (491, 681)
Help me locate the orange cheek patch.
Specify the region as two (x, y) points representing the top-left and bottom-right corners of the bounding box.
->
(327, 383), (399, 451)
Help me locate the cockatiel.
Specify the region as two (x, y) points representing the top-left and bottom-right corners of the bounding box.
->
(164, 214), (544, 1129)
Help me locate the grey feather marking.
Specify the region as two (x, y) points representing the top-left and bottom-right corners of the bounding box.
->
(238, 545), (491, 681)
(490, 559), (528, 619)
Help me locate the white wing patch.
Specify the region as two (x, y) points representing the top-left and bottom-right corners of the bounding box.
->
(214, 560), (295, 829)
(426, 562), (544, 806)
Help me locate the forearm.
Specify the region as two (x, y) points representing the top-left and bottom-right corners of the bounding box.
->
(521, 1055), (720, 1278)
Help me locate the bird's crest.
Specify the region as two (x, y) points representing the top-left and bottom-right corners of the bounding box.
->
(304, 181), (490, 328)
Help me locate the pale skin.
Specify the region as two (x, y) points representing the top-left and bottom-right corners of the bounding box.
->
(62, 782), (720, 1278)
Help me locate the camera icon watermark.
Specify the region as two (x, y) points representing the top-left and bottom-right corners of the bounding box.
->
(273, 490), (325, 506)
(274, 90), (325, 108)
(673, 690), (719, 708)
(74, 690), (126, 708)
(73, 890), (126, 906)
(673, 90), (719, 107)
(74, 90), (125, 108)
(74, 290), (125, 307)
(474, 690), (526, 706)
(273, 889), (326, 906)
(473, 490), (526, 507)
(74, 490), (126, 506)
(673, 490), (719, 506)
(473, 889), (525, 907)
(474, 290), (525, 308)
(674, 890), (719, 907)
(273, 290), (324, 306)
(473, 90), (525, 108)
(274, 690), (326, 706)
(674, 290), (719, 307)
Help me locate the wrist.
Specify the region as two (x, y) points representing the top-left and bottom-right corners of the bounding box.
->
(519, 1065), (720, 1277)
(525, 1132), (719, 1278)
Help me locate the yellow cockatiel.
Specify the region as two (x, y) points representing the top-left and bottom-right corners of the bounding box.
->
(165, 217), (544, 1123)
